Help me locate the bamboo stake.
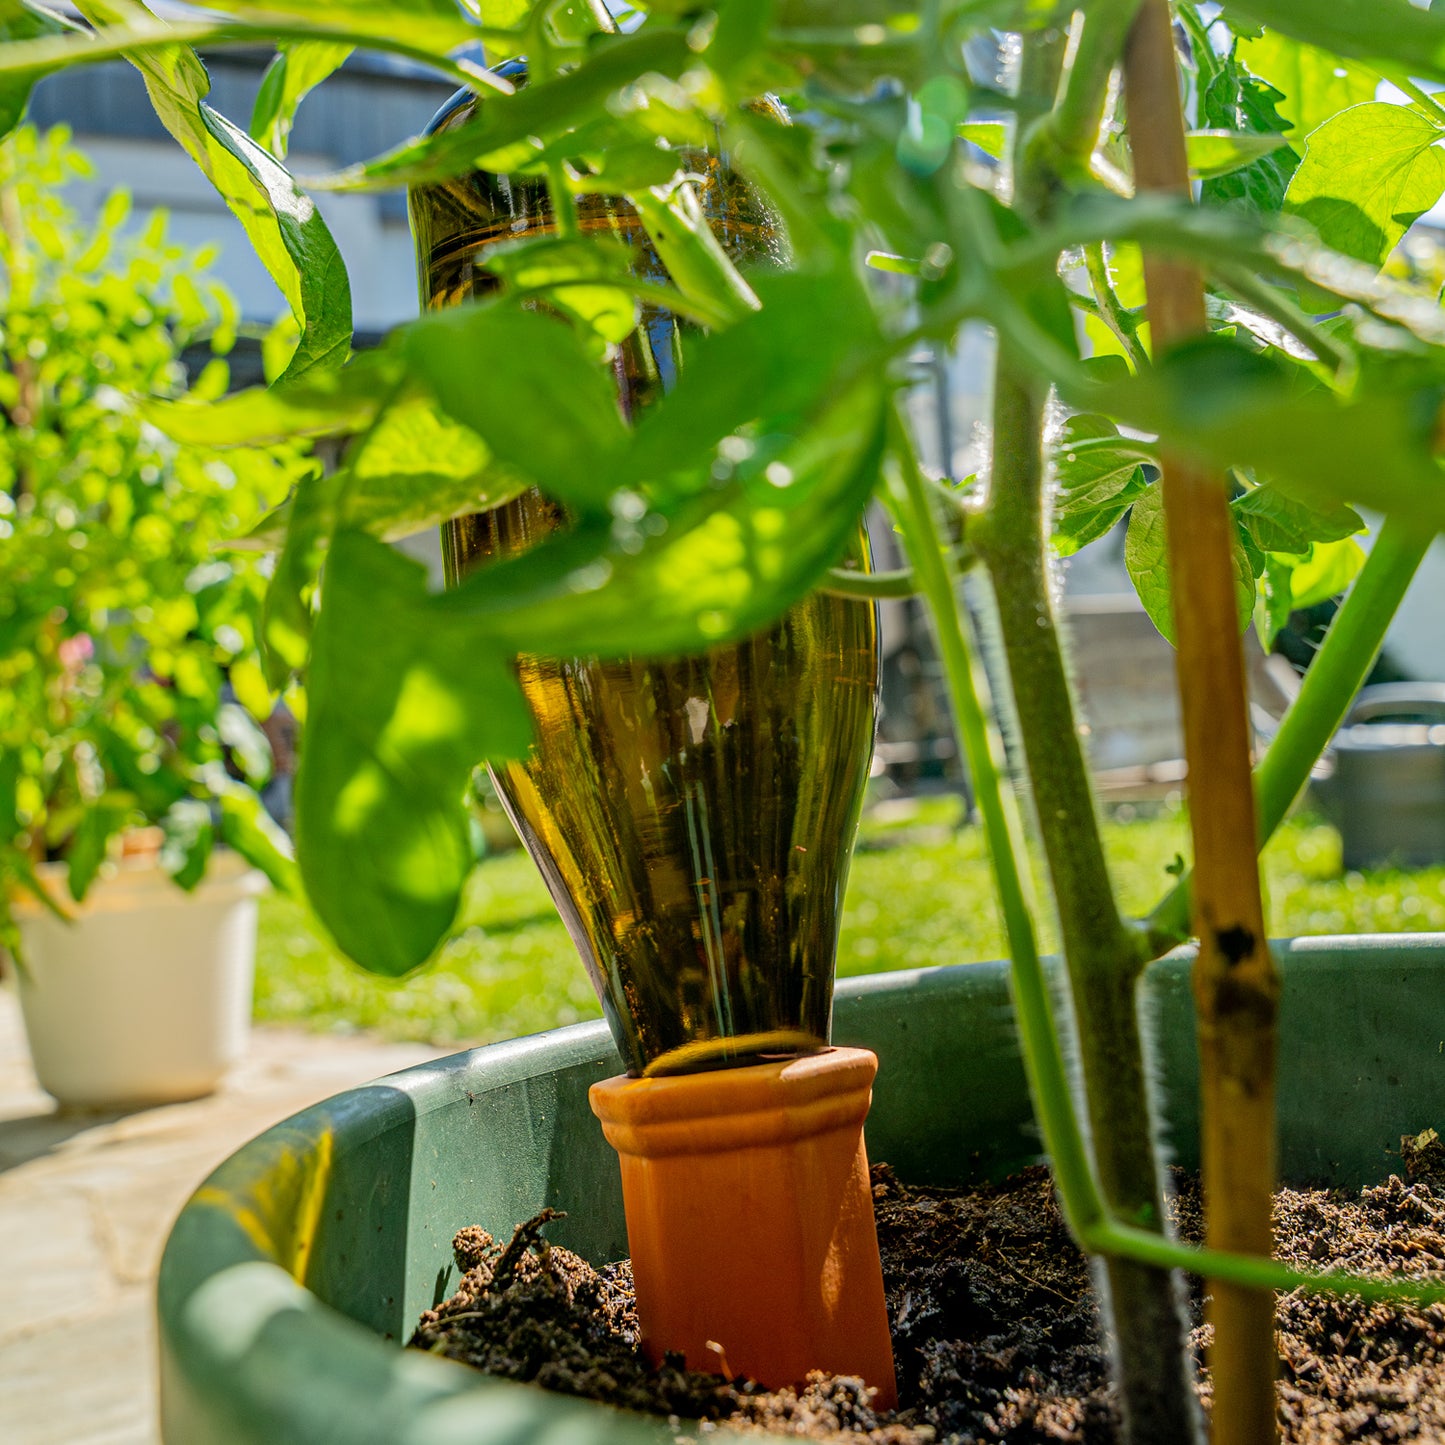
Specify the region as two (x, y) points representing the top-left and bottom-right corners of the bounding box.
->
(1121, 5), (1280, 1443)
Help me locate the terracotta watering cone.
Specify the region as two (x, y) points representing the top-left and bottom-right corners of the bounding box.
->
(589, 1047), (897, 1408)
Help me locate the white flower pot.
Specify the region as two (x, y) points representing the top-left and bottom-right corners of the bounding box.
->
(13, 851), (266, 1108)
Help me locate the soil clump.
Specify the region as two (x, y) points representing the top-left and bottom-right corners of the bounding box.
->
(411, 1158), (1445, 1442)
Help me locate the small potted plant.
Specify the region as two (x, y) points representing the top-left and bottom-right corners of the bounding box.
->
(0, 126), (306, 1107)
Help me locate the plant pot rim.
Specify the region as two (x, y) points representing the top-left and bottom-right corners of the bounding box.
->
(13, 847), (267, 919)
(157, 933), (1445, 1445)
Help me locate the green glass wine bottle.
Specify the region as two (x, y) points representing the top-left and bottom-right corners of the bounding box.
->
(410, 68), (879, 1078)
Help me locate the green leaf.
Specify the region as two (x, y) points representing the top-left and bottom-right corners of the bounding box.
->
(1124, 481), (1255, 645)
(1284, 102), (1445, 270)
(477, 235), (644, 343)
(1186, 128), (1290, 180)
(604, 270), (876, 506)
(65, 795), (132, 903)
(1050, 413), (1151, 555)
(297, 361), (886, 975)
(74, 0), (352, 382)
(240, 404), (519, 549)
(250, 40), (353, 160)
(1234, 29), (1377, 144)
(1288, 535), (1367, 609)
(186, 0), (484, 57)
(565, 142), (683, 196)
(340, 403), (520, 541)
(0, 0), (82, 139)
(311, 27), (697, 192)
(212, 775), (298, 894)
(958, 120), (1007, 159)
(443, 373), (889, 659)
(402, 303), (630, 514)
(161, 798), (215, 891)
(1200, 50), (1300, 215)
(1225, 0), (1445, 87)
(1253, 535), (1366, 648)
(261, 469), (338, 685)
(145, 347), (400, 445)
(296, 534), (532, 975)
(1230, 484), (1364, 555)
(1091, 337), (1445, 532)
(627, 180), (761, 328)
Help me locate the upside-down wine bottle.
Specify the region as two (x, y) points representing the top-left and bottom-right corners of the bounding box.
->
(410, 70), (879, 1081)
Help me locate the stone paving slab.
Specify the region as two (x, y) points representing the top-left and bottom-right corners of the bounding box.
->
(0, 986), (460, 1445)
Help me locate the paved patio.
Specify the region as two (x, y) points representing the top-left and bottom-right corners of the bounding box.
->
(0, 987), (458, 1445)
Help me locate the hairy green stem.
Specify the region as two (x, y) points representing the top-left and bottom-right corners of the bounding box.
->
(819, 546), (974, 600)
(975, 354), (1201, 1445)
(1385, 68), (1445, 124)
(889, 423), (1445, 1313)
(1210, 262), (1355, 374)
(1147, 513), (1432, 947)
(1047, 0), (1143, 162)
(1084, 241), (1148, 368)
(530, 12), (582, 241)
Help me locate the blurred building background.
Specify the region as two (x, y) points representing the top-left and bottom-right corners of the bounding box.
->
(28, 25), (1445, 802)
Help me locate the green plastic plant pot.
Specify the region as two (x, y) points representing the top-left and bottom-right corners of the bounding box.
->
(159, 935), (1445, 1444)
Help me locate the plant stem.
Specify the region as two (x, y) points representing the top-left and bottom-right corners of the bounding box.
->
(1084, 241), (1149, 369)
(1147, 513), (1432, 947)
(888, 421), (1445, 1316)
(1209, 262), (1354, 375)
(975, 351), (1201, 1445)
(1047, 0), (1143, 163)
(819, 546), (974, 601)
(530, 5), (583, 240)
(1123, 6), (1280, 1443)
(1385, 68), (1445, 124)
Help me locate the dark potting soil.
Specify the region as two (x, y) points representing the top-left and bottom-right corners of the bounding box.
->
(410, 1136), (1445, 1443)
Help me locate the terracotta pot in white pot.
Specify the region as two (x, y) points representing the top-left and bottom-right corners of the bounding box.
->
(12, 849), (266, 1108)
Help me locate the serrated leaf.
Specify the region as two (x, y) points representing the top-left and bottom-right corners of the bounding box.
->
(1091, 336), (1445, 532)
(1230, 484), (1363, 555)
(1186, 128), (1289, 180)
(1200, 51), (1300, 214)
(1284, 102), (1445, 270)
(1050, 413), (1151, 555)
(1235, 29), (1377, 144)
(1125, 481), (1255, 645)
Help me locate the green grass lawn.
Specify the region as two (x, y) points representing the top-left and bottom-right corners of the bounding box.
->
(254, 800), (1445, 1046)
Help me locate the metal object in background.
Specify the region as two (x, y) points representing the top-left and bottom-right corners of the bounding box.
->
(1312, 683), (1445, 871)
